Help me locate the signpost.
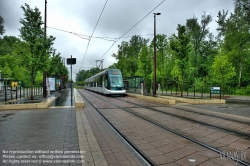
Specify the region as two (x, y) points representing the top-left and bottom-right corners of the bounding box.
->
(210, 87), (221, 99)
(67, 55), (76, 106)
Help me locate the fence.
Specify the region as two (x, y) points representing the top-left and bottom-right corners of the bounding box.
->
(0, 86), (43, 102)
(164, 84), (221, 100)
(124, 79), (222, 99)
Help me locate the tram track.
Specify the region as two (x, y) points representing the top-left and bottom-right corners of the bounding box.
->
(80, 89), (250, 166)
(115, 96), (250, 138)
(78, 90), (157, 166)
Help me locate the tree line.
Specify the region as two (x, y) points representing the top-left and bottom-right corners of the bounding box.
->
(76, 0), (250, 95)
(0, 3), (68, 93)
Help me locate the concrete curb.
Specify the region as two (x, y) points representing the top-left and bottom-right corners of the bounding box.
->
(0, 97), (57, 110)
(74, 88), (85, 108)
(160, 95), (225, 104)
(127, 93), (176, 105)
(176, 104), (250, 123)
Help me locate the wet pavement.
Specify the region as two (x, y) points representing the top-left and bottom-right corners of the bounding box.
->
(0, 88), (74, 107)
(0, 108), (81, 166)
(50, 88), (75, 107)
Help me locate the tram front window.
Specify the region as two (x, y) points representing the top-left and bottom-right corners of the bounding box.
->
(110, 75), (123, 89)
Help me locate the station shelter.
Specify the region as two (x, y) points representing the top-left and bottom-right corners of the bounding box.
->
(123, 76), (143, 92)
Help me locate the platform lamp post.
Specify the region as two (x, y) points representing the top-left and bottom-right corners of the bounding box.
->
(153, 13), (161, 96)
(43, 0), (47, 98)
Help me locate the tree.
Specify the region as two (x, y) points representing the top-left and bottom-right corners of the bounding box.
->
(0, 16), (5, 35)
(216, 4), (250, 88)
(186, 13), (216, 79)
(211, 53), (236, 95)
(19, 3), (55, 99)
(150, 34), (168, 90)
(112, 35), (148, 76)
(47, 52), (68, 78)
(136, 46), (152, 90)
(0, 36), (21, 56)
(170, 25), (191, 94)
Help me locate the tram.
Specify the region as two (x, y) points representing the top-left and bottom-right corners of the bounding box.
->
(84, 69), (126, 95)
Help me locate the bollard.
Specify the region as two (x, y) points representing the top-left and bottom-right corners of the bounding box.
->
(158, 84), (160, 95)
(20, 86), (21, 98)
(220, 87), (221, 100)
(48, 85), (50, 97)
(11, 86), (13, 99)
(201, 87), (203, 98)
(194, 86), (196, 98)
(16, 86), (18, 100)
(181, 87), (183, 97)
(5, 86), (7, 102)
(141, 83), (143, 95)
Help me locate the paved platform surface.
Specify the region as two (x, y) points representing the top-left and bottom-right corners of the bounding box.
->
(0, 108), (81, 166)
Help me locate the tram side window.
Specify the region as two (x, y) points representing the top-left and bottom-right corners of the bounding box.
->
(104, 74), (109, 89)
(97, 76), (102, 87)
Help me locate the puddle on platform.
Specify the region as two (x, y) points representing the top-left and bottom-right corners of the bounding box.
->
(50, 88), (74, 107)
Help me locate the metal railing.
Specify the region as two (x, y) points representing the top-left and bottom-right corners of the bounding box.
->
(0, 86), (43, 102)
(125, 80), (222, 100)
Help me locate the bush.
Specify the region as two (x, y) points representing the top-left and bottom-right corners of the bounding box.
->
(235, 85), (250, 95)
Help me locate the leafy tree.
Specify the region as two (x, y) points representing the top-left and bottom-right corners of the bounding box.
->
(0, 16), (5, 35)
(19, 3), (55, 99)
(186, 13), (216, 79)
(47, 52), (68, 78)
(150, 34), (168, 90)
(171, 59), (182, 86)
(170, 25), (191, 94)
(112, 41), (130, 76)
(211, 53), (236, 95)
(0, 36), (21, 56)
(136, 46), (152, 90)
(76, 68), (102, 82)
(112, 35), (148, 76)
(235, 0), (250, 23)
(47, 51), (69, 87)
(216, 4), (250, 88)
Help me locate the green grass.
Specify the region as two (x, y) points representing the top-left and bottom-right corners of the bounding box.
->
(74, 85), (84, 89)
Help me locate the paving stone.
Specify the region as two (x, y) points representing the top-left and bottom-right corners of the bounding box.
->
(0, 108), (80, 166)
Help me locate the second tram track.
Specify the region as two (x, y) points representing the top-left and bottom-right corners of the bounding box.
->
(114, 96), (250, 138)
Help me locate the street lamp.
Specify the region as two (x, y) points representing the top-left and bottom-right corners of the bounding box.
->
(153, 12), (161, 96)
(43, 0), (47, 98)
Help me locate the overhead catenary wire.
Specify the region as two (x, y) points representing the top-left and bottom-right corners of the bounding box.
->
(98, 0), (165, 60)
(47, 26), (153, 40)
(80, 0), (109, 71)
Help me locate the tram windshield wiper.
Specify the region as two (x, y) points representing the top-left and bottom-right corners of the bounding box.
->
(111, 82), (119, 87)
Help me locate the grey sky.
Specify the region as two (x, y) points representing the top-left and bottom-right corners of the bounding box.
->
(0, 0), (234, 81)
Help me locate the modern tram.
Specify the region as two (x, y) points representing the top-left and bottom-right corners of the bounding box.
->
(84, 69), (126, 95)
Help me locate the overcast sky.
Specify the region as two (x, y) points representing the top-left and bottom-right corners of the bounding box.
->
(0, 0), (234, 81)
